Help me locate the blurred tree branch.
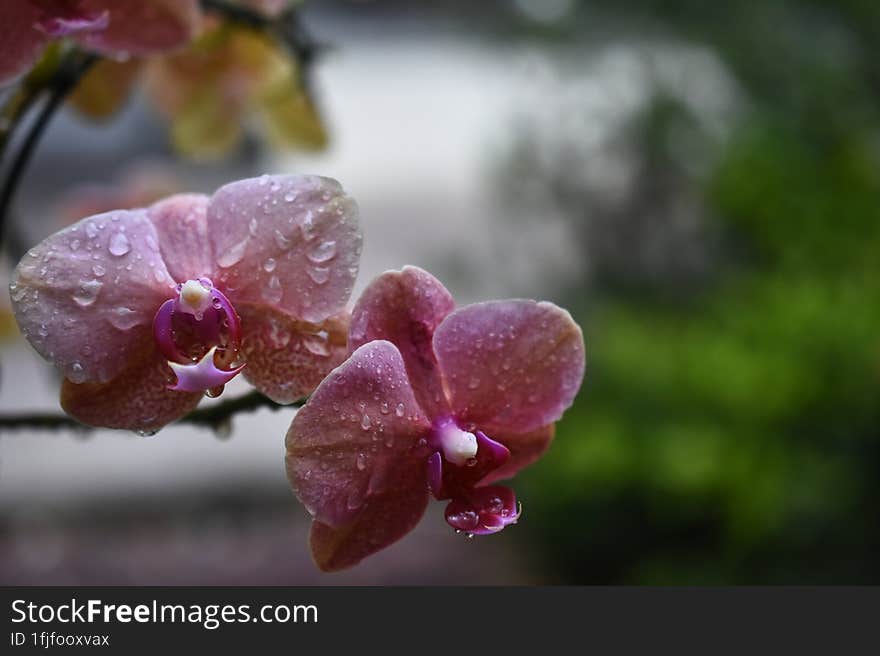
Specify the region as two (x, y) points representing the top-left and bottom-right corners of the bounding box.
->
(0, 50), (97, 250)
(0, 390), (297, 435)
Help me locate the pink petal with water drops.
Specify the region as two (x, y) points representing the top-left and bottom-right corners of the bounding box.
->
(309, 462), (429, 572)
(0, 2), (49, 84)
(444, 485), (520, 536)
(61, 336), (202, 432)
(348, 266), (455, 416)
(207, 174), (361, 324)
(477, 424), (555, 486)
(286, 340), (431, 528)
(434, 300), (585, 435)
(74, 0), (202, 56)
(146, 193), (212, 282)
(10, 208), (176, 384)
(238, 305), (349, 404)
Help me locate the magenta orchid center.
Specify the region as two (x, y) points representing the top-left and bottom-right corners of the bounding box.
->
(427, 417), (522, 536)
(151, 277), (245, 396)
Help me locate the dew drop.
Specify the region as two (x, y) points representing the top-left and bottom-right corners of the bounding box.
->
(217, 237), (249, 268)
(307, 266), (330, 284)
(68, 362), (86, 384)
(263, 257), (276, 272)
(248, 218), (259, 237)
(72, 279), (103, 307)
(108, 306), (142, 330)
(261, 275), (283, 304)
(70, 239), (81, 251)
(302, 332), (330, 356)
(108, 232), (131, 256)
(360, 414), (372, 430)
(274, 229), (292, 250)
(300, 212), (315, 241)
(379, 402), (390, 415)
(467, 376), (480, 390)
(308, 240), (336, 263)
(395, 403), (405, 417)
(356, 453), (368, 471)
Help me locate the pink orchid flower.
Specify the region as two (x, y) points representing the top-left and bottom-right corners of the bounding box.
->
(0, 0), (202, 85)
(10, 174), (361, 433)
(286, 266), (585, 571)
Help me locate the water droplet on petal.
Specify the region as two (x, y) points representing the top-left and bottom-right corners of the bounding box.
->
(308, 240), (336, 263)
(108, 232), (130, 256)
(261, 275), (283, 304)
(72, 279), (103, 307)
(467, 376), (480, 389)
(395, 403), (405, 417)
(274, 229), (292, 250)
(360, 414), (372, 430)
(248, 218), (259, 236)
(307, 266), (330, 284)
(356, 453), (368, 471)
(302, 332), (330, 356)
(217, 237), (249, 268)
(108, 306), (143, 330)
(263, 257), (276, 272)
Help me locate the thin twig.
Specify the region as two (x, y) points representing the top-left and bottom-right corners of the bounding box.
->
(0, 390), (300, 434)
(0, 52), (97, 250)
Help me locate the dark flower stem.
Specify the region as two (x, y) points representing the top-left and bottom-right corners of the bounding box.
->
(0, 390), (298, 435)
(0, 51), (97, 251)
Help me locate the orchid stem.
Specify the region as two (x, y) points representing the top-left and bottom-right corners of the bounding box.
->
(0, 51), (97, 251)
(0, 390), (298, 435)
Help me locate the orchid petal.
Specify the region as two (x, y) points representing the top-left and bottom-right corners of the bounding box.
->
(145, 193), (212, 282)
(434, 300), (585, 434)
(10, 209), (175, 384)
(444, 485), (520, 536)
(309, 461), (429, 572)
(0, 3), (49, 85)
(74, 0), (201, 57)
(238, 305), (349, 404)
(207, 174), (362, 324)
(35, 7), (108, 37)
(478, 424), (555, 486)
(286, 340), (432, 529)
(348, 266), (455, 416)
(60, 335), (202, 432)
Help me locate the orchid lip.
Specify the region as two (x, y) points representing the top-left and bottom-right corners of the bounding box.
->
(167, 346), (246, 392)
(153, 278), (245, 394)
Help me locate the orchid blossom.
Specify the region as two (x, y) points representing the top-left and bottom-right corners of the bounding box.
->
(286, 266), (585, 571)
(0, 0), (202, 85)
(9, 174), (361, 433)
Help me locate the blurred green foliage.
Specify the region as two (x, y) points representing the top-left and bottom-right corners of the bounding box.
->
(519, 0), (880, 582)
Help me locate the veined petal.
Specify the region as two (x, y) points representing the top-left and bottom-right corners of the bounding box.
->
(74, 0), (202, 56)
(207, 174), (362, 324)
(146, 193), (212, 282)
(10, 209), (175, 384)
(348, 266), (455, 417)
(60, 335), (202, 432)
(478, 424), (555, 485)
(434, 300), (585, 434)
(239, 305), (349, 404)
(286, 340), (431, 528)
(309, 462), (429, 572)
